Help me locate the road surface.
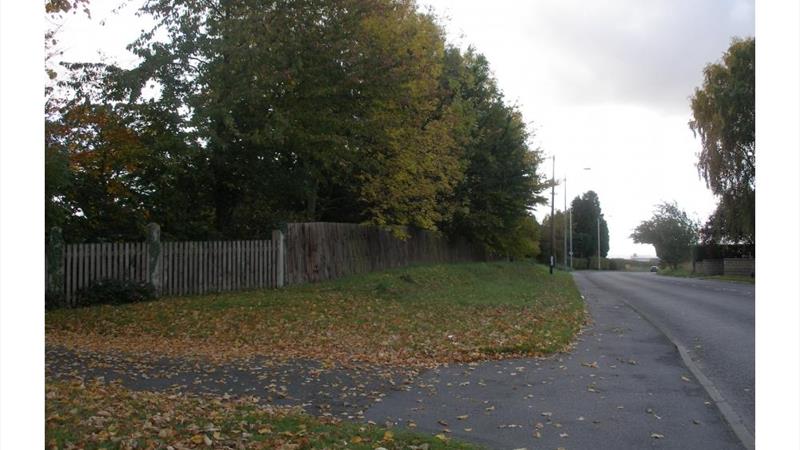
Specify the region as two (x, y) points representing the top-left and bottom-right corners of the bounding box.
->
(574, 271), (755, 440)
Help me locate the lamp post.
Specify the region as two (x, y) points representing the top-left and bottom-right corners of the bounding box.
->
(549, 155), (555, 275)
(563, 177), (567, 269)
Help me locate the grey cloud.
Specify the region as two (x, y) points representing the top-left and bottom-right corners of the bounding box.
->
(521, 0), (754, 112)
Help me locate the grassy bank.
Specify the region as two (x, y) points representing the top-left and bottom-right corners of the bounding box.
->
(46, 379), (476, 450)
(658, 265), (755, 284)
(46, 261), (586, 368)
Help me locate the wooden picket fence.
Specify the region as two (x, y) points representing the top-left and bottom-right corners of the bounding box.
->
(61, 242), (149, 305)
(52, 237), (283, 307)
(46, 222), (487, 307)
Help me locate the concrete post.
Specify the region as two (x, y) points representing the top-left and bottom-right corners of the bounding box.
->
(46, 227), (64, 301)
(147, 223), (162, 295)
(272, 229), (285, 288)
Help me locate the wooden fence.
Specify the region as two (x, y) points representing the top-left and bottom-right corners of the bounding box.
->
(46, 222), (486, 306)
(47, 225), (285, 307)
(285, 222), (486, 284)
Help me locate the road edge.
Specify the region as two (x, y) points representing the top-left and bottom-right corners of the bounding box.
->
(616, 296), (755, 450)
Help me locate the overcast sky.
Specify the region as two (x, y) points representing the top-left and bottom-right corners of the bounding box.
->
(54, 0), (754, 257)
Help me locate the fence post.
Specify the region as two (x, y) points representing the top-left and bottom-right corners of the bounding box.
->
(46, 227), (65, 304)
(272, 229), (285, 288)
(147, 223), (162, 295)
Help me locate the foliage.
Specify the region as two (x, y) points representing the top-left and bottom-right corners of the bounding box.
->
(46, 0), (545, 254)
(47, 261), (585, 367)
(690, 37), (755, 244)
(45, 290), (66, 311)
(631, 202), (698, 269)
(441, 49), (546, 253)
(74, 279), (156, 308)
(46, 379), (477, 449)
(502, 215), (542, 259)
(538, 210), (567, 265)
(570, 191), (609, 262)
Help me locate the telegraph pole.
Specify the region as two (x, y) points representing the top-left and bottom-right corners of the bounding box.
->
(550, 156), (555, 275)
(563, 177), (568, 269)
(569, 208), (573, 269)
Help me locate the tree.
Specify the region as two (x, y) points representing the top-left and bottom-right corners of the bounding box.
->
(45, 0), (92, 235)
(570, 191), (609, 264)
(46, 0), (546, 252)
(497, 215), (541, 260)
(120, 0), (468, 237)
(689, 37), (755, 244)
(538, 210), (566, 265)
(631, 202), (698, 269)
(439, 48), (546, 254)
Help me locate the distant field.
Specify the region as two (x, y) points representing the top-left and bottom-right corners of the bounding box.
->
(46, 261), (586, 368)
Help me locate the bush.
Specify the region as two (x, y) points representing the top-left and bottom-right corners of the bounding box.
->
(45, 290), (66, 311)
(75, 279), (156, 308)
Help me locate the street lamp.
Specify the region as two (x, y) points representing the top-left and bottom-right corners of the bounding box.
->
(553, 165), (592, 272)
(549, 155), (555, 275)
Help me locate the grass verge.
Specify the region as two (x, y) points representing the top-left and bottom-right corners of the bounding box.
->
(658, 267), (755, 284)
(46, 261), (586, 368)
(46, 379), (477, 450)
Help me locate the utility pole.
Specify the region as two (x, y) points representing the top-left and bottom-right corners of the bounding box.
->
(569, 208), (573, 269)
(597, 216), (601, 270)
(550, 155), (555, 275)
(563, 177), (567, 269)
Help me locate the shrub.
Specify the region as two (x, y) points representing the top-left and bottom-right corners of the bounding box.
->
(75, 279), (156, 308)
(45, 290), (66, 311)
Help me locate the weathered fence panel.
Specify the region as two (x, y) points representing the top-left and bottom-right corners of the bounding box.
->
(48, 222), (487, 305)
(53, 237), (279, 305)
(284, 222), (486, 285)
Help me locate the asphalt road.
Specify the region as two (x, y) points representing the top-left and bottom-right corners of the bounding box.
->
(366, 271), (744, 449)
(573, 271), (755, 439)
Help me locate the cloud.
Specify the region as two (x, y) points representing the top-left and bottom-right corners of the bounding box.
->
(426, 0), (754, 113)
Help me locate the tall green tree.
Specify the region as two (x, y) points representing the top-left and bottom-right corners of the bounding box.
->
(439, 48), (546, 254)
(570, 191), (609, 264)
(45, 0), (92, 234)
(46, 0), (546, 253)
(631, 202), (698, 269)
(538, 210), (567, 265)
(122, 0), (467, 236)
(690, 37), (755, 244)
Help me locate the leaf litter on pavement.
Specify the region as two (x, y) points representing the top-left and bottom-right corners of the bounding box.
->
(46, 378), (479, 450)
(46, 262), (586, 448)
